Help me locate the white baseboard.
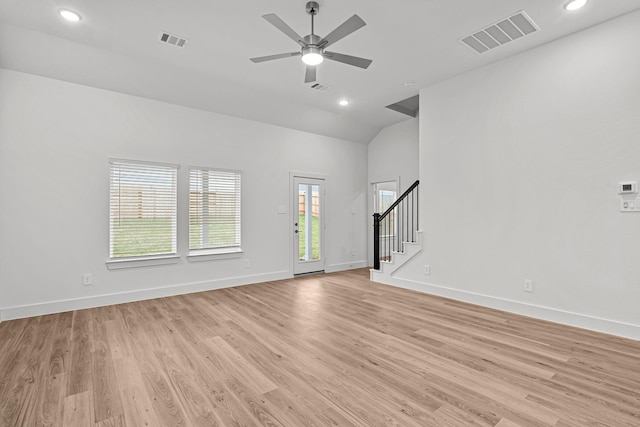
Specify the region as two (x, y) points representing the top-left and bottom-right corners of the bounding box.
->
(0, 270), (292, 322)
(325, 260), (368, 273)
(374, 275), (640, 341)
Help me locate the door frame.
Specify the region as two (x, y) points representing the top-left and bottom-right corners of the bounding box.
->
(369, 177), (400, 266)
(290, 171), (327, 275)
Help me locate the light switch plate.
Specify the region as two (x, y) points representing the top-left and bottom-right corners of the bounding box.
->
(620, 197), (640, 212)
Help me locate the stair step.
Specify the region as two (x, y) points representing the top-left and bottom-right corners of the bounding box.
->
(372, 231), (423, 278)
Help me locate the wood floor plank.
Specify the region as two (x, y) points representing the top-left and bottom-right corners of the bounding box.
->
(62, 391), (93, 427)
(113, 357), (161, 427)
(165, 329), (268, 426)
(90, 321), (123, 423)
(24, 312), (73, 426)
(205, 336), (278, 395)
(1, 268), (639, 426)
(136, 355), (190, 427)
(95, 414), (125, 427)
(67, 309), (93, 396)
(4, 314), (61, 427)
(495, 419), (524, 427)
(104, 319), (134, 361)
(153, 347), (227, 427)
(0, 317), (30, 358)
(432, 403), (493, 426)
(0, 317), (40, 406)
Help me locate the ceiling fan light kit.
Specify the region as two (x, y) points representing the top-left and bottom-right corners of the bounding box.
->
(302, 47), (324, 65)
(250, 1), (372, 83)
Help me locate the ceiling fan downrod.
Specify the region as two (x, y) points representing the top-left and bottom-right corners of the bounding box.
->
(302, 1), (323, 64)
(306, 2), (319, 35)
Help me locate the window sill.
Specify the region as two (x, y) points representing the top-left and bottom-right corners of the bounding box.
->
(106, 255), (180, 270)
(187, 248), (243, 262)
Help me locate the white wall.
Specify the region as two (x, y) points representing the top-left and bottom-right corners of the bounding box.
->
(393, 10), (640, 339)
(0, 70), (368, 320)
(367, 118), (419, 265)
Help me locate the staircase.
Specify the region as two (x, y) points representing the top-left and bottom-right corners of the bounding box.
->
(370, 180), (421, 282)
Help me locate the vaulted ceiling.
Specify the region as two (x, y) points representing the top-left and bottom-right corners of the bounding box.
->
(1, 0), (639, 143)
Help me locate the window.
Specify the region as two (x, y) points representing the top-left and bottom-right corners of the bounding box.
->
(189, 168), (241, 254)
(373, 181), (397, 238)
(378, 190), (396, 213)
(109, 160), (178, 259)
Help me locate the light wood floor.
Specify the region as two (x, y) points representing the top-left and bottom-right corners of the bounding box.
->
(1, 269), (639, 426)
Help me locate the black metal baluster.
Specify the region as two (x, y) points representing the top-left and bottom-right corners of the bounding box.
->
(388, 215), (391, 259)
(406, 196), (409, 243)
(401, 198), (404, 248)
(373, 213), (380, 270)
(411, 190), (415, 242)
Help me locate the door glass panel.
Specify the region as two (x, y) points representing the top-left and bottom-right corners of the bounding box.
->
(373, 181), (397, 214)
(373, 181), (397, 253)
(298, 184), (320, 261)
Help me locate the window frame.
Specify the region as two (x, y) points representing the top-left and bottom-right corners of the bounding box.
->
(106, 158), (180, 269)
(187, 166), (242, 260)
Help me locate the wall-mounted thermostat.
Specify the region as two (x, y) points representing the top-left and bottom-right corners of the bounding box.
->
(618, 181), (638, 194)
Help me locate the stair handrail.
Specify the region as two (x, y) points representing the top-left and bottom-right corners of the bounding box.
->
(377, 180), (419, 221)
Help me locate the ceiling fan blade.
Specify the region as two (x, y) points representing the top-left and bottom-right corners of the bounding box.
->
(250, 52), (301, 63)
(304, 66), (317, 83)
(262, 14), (307, 48)
(318, 15), (366, 49)
(323, 51), (372, 69)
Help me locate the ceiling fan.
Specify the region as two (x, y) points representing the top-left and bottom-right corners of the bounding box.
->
(250, 1), (372, 83)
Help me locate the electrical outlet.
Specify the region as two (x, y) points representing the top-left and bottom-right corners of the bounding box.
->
(351, 249), (356, 256)
(244, 259), (250, 268)
(523, 279), (533, 292)
(424, 265), (431, 275)
(83, 274), (92, 286)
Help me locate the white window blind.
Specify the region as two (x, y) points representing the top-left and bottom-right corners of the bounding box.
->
(109, 160), (178, 259)
(189, 168), (241, 252)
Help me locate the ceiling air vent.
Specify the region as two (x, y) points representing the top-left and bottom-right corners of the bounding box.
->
(310, 83), (329, 91)
(460, 11), (539, 54)
(159, 31), (188, 48)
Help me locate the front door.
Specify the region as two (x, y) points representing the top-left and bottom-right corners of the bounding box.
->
(293, 176), (324, 275)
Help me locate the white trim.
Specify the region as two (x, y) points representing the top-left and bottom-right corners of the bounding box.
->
(0, 270), (292, 321)
(106, 255), (180, 270)
(368, 177), (401, 267)
(289, 170), (329, 181)
(372, 275), (640, 341)
(325, 261), (368, 273)
(187, 249), (243, 262)
(109, 157), (180, 169)
(188, 165), (243, 174)
(289, 171), (329, 275)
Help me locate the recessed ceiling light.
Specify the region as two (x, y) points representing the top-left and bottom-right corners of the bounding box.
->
(338, 99), (350, 107)
(59, 9), (81, 22)
(564, 0), (587, 11)
(403, 80), (415, 87)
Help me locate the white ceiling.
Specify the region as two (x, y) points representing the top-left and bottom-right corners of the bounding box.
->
(1, 0), (639, 143)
